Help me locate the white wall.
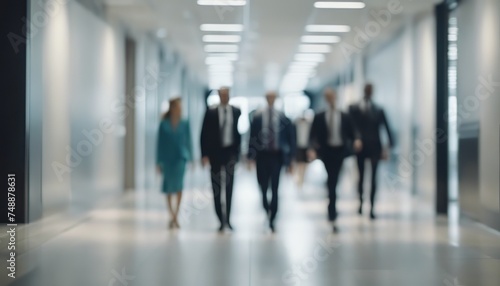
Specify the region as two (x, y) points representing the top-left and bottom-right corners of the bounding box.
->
(457, 0), (500, 229)
(364, 12), (436, 201)
(32, 0), (126, 213)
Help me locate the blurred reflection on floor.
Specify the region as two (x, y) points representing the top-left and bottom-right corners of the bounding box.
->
(2, 160), (500, 286)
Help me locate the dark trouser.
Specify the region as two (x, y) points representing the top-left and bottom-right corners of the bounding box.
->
(256, 151), (283, 224)
(322, 146), (345, 222)
(356, 151), (380, 212)
(210, 148), (237, 226)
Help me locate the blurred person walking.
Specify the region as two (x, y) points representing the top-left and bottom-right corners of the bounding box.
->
(308, 88), (362, 233)
(156, 97), (193, 229)
(294, 110), (313, 190)
(349, 83), (394, 219)
(200, 87), (242, 232)
(248, 91), (296, 233)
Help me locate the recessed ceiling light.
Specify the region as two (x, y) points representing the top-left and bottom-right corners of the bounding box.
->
(206, 53), (239, 60)
(306, 25), (351, 33)
(314, 1), (366, 9)
(198, 0), (246, 6)
(203, 35), (242, 43)
(200, 24), (244, 32)
(289, 61), (319, 67)
(299, 44), (331, 53)
(204, 45), (239, 53)
(294, 53), (326, 62)
(301, 35), (340, 43)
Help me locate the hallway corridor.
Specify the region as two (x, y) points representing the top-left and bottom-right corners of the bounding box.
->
(2, 163), (500, 286)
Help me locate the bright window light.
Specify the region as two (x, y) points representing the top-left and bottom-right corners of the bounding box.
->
(299, 44), (331, 53)
(203, 35), (242, 43)
(294, 53), (325, 62)
(306, 25), (351, 33)
(204, 45), (239, 53)
(314, 2), (366, 9)
(198, 0), (246, 6)
(301, 35), (340, 43)
(200, 24), (244, 32)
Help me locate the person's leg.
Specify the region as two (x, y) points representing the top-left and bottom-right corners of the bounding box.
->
(296, 162), (306, 189)
(356, 154), (366, 214)
(173, 191), (183, 228)
(256, 153), (271, 214)
(269, 153), (283, 229)
(210, 163), (224, 229)
(369, 156), (380, 219)
(225, 158), (236, 229)
(166, 194), (176, 228)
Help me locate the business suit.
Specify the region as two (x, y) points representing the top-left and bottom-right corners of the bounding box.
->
(349, 101), (393, 216)
(248, 108), (296, 229)
(200, 105), (242, 227)
(309, 110), (358, 222)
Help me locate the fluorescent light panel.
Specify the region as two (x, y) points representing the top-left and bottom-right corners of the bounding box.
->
(314, 2), (366, 9)
(204, 45), (239, 53)
(198, 0), (246, 6)
(299, 44), (331, 53)
(294, 53), (325, 62)
(200, 24), (244, 32)
(306, 25), (351, 33)
(203, 35), (241, 43)
(301, 35), (340, 43)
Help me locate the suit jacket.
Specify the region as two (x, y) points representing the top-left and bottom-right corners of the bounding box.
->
(200, 105), (242, 162)
(248, 109), (296, 166)
(348, 102), (393, 155)
(309, 111), (359, 159)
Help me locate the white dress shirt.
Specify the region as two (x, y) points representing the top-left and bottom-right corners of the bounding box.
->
(325, 108), (343, 147)
(262, 107), (280, 150)
(218, 105), (233, 147)
(295, 119), (311, 148)
(360, 99), (372, 113)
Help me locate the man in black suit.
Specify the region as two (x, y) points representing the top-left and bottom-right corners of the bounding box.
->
(248, 91), (296, 232)
(308, 88), (362, 233)
(349, 83), (394, 219)
(200, 87), (242, 232)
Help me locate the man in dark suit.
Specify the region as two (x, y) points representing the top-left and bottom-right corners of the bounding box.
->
(308, 88), (362, 233)
(200, 87), (242, 232)
(349, 83), (394, 219)
(248, 91), (296, 232)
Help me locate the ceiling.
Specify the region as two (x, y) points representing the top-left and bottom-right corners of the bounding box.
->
(105, 0), (440, 96)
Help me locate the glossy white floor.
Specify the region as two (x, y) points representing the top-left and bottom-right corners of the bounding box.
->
(1, 161), (500, 286)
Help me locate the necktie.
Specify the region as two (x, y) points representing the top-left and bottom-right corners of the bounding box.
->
(330, 110), (335, 143)
(221, 107), (227, 142)
(268, 109), (276, 150)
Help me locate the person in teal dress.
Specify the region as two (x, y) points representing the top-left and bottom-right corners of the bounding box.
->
(156, 97), (193, 229)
